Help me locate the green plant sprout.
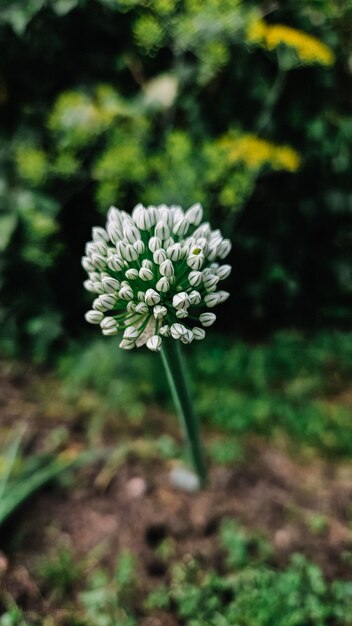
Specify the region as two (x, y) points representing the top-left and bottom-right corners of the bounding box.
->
(82, 203), (232, 487)
(0, 427), (96, 527)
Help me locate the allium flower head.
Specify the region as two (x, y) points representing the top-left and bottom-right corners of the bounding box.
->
(82, 203), (231, 352)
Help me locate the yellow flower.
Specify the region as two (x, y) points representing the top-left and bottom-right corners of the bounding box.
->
(218, 133), (301, 172)
(246, 19), (334, 67)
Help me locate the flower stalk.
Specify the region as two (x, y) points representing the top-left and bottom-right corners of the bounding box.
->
(161, 339), (207, 487)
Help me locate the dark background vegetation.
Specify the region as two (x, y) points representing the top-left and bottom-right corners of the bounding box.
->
(1, 0), (351, 359)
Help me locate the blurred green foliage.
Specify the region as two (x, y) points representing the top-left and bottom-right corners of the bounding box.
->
(0, 0), (351, 358)
(58, 330), (352, 456)
(146, 553), (352, 625)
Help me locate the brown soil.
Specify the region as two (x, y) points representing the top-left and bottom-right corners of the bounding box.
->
(1, 360), (352, 624)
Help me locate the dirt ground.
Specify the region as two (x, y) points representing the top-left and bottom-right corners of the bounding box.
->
(1, 361), (352, 623)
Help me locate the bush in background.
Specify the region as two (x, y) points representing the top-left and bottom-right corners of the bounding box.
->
(0, 0), (351, 359)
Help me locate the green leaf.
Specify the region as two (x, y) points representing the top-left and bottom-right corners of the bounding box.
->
(0, 214), (17, 251)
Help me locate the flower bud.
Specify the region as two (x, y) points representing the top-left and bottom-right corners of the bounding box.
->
(185, 202), (203, 226)
(167, 243), (182, 261)
(192, 327), (205, 340)
(204, 293), (220, 307)
(199, 312), (216, 327)
(203, 274), (219, 292)
(149, 236), (162, 253)
(107, 206), (122, 224)
(85, 310), (104, 324)
(123, 326), (139, 339)
(92, 226), (109, 243)
(125, 268), (139, 280)
(119, 285), (134, 301)
(180, 329), (193, 344)
(145, 288), (161, 306)
(218, 239), (232, 259)
(93, 282), (105, 294)
(153, 305), (167, 319)
(173, 218), (190, 237)
(142, 259), (153, 270)
(188, 290), (202, 305)
(127, 301), (136, 313)
(84, 279), (97, 293)
(170, 323), (187, 339)
(155, 221), (170, 240)
(216, 264), (232, 280)
(139, 267), (154, 281)
(176, 308), (188, 319)
(124, 224), (140, 244)
(135, 302), (149, 314)
(119, 338), (135, 350)
(217, 290), (230, 303)
(107, 221), (123, 244)
(153, 249), (167, 265)
(108, 255), (125, 272)
(100, 316), (118, 330)
(206, 246), (218, 262)
(133, 205), (153, 230)
(102, 327), (118, 336)
(91, 254), (107, 270)
(82, 256), (95, 272)
(123, 244), (139, 262)
(147, 335), (162, 352)
(187, 254), (204, 270)
(188, 271), (203, 287)
(173, 292), (190, 310)
(160, 259), (174, 277)
(159, 325), (170, 337)
(100, 294), (117, 309)
(133, 239), (145, 255)
(156, 277), (170, 293)
(102, 276), (120, 293)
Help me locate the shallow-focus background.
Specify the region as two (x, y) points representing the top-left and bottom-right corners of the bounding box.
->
(1, 1), (352, 625)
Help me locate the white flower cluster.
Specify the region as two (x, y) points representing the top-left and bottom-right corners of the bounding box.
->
(82, 203), (231, 352)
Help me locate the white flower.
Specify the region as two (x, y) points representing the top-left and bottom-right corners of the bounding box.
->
(101, 316), (118, 330)
(192, 327), (205, 340)
(153, 249), (167, 265)
(189, 290), (202, 305)
(216, 264), (232, 280)
(188, 271), (203, 287)
(102, 276), (120, 293)
(85, 310), (104, 324)
(139, 267), (154, 281)
(187, 254), (204, 270)
(199, 312), (216, 327)
(156, 277), (170, 293)
(119, 284), (134, 301)
(119, 338), (135, 350)
(185, 203), (203, 226)
(159, 259), (174, 277)
(146, 335), (162, 352)
(204, 293), (220, 307)
(172, 292), (190, 310)
(145, 288), (161, 306)
(83, 203), (231, 351)
(170, 323), (187, 339)
(123, 326), (139, 339)
(180, 329), (193, 344)
(153, 304), (167, 319)
(149, 236), (162, 252)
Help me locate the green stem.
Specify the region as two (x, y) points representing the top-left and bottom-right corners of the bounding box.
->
(161, 339), (207, 487)
(256, 66), (286, 133)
